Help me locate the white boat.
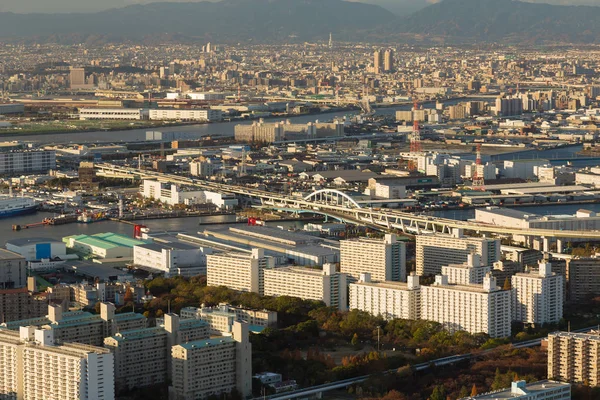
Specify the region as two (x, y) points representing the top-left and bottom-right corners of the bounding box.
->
(0, 196), (38, 218)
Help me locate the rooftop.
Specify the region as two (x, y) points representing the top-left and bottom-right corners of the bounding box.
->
(466, 380), (570, 399)
(178, 336), (235, 350)
(6, 237), (63, 246)
(0, 248), (25, 260)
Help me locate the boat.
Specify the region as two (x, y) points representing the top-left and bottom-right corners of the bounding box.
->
(78, 211), (107, 224)
(0, 196), (38, 218)
(43, 214), (78, 225)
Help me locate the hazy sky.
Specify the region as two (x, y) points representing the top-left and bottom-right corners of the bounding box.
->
(0, 0), (597, 14)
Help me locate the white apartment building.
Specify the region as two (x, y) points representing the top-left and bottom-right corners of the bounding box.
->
(79, 108), (149, 120)
(206, 249), (274, 294)
(512, 261), (564, 325)
(340, 234), (406, 282)
(262, 264), (348, 310)
(0, 327), (114, 400)
(416, 231), (500, 276)
(149, 109), (223, 122)
(170, 322), (252, 400)
(0, 150), (56, 174)
(420, 273), (512, 338)
(349, 273), (420, 320)
(133, 242), (212, 277)
(463, 380), (570, 400)
(441, 254), (492, 285)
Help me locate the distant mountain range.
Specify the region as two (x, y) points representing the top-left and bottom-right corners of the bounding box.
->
(1, 0), (600, 44)
(390, 0), (600, 44)
(0, 0), (395, 43)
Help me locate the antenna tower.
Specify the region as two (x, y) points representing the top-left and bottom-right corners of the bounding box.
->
(472, 144), (485, 190)
(408, 100), (422, 171)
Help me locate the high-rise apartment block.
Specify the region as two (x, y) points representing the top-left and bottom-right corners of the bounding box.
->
(206, 249), (273, 294)
(340, 234), (406, 283)
(566, 257), (600, 301)
(512, 261), (564, 325)
(104, 313), (209, 391)
(548, 331), (600, 385)
(416, 231), (500, 276)
(373, 50), (383, 74)
(170, 321), (252, 400)
(263, 264), (348, 310)
(420, 273), (511, 338)
(441, 253), (491, 285)
(0, 327), (114, 400)
(349, 273), (420, 320)
(384, 49), (394, 73)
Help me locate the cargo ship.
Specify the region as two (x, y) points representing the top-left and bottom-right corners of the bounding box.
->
(0, 196), (38, 218)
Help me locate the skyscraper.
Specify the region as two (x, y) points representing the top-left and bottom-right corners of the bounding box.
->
(384, 49), (394, 72)
(373, 50), (383, 74)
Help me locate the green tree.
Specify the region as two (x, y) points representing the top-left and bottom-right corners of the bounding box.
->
(351, 333), (359, 347)
(458, 386), (470, 398)
(430, 385), (446, 400)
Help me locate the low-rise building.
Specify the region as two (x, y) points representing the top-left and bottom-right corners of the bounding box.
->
(133, 242), (211, 277)
(79, 108), (149, 120)
(461, 380), (570, 400)
(149, 109), (223, 122)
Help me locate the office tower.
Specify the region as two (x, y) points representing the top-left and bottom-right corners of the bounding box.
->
(512, 261), (564, 325)
(206, 42), (212, 53)
(441, 253), (491, 285)
(420, 273), (511, 338)
(340, 234), (406, 283)
(206, 249), (273, 294)
(349, 272), (420, 320)
(70, 67), (86, 89)
(548, 331), (600, 385)
(0, 327), (114, 400)
(262, 264), (348, 311)
(0, 249), (27, 289)
(566, 257), (600, 301)
(170, 322), (252, 400)
(373, 50), (383, 74)
(464, 380), (570, 400)
(384, 49), (394, 72)
(416, 231), (500, 276)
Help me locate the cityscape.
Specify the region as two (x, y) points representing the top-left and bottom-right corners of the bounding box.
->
(3, 0), (600, 400)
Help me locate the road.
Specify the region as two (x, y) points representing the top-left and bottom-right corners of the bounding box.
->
(262, 326), (596, 400)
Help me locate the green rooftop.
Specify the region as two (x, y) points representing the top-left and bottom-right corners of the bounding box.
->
(92, 232), (147, 248)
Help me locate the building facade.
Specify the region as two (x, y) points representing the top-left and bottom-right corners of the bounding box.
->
(512, 261), (564, 325)
(206, 249), (273, 294)
(340, 234), (406, 283)
(0, 327), (114, 400)
(0, 150), (56, 175)
(349, 273), (420, 320)
(548, 331), (600, 385)
(420, 273), (512, 338)
(170, 322), (252, 400)
(262, 264), (348, 310)
(416, 232), (500, 276)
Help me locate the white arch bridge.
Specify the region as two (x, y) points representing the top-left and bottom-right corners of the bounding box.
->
(94, 163), (600, 250)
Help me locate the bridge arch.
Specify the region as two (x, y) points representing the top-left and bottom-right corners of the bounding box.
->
(304, 189), (362, 209)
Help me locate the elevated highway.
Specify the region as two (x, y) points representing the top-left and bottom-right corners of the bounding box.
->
(95, 163), (600, 243)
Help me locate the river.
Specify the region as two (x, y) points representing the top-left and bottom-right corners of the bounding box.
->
(0, 99), (475, 145)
